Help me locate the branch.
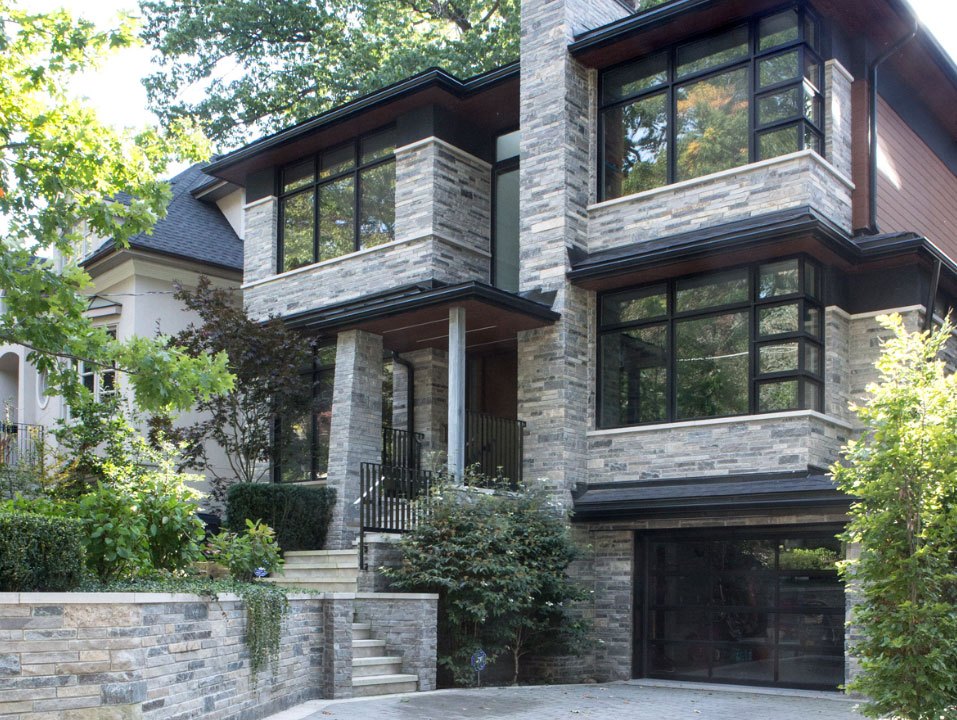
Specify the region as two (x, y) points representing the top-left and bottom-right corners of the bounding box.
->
(0, 334), (123, 373)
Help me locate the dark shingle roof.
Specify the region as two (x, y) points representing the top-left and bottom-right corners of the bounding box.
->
(85, 163), (242, 272)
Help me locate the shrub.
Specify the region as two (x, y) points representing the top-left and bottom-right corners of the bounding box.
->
(0, 512), (84, 591)
(136, 457), (206, 573)
(208, 519), (284, 581)
(385, 476), (588, 686)
(834, 314), (957, 719)
(226, 483), (335, 551)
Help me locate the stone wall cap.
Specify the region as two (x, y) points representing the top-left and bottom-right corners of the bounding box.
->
(0, 591), (328, 604)
(355, 592), (439, 600)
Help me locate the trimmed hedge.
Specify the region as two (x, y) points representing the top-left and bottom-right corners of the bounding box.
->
(226, 484), (336, 552)
(0, 512), (85, 592)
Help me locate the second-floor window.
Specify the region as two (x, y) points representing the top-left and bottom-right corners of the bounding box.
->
(279, 127), (396, 273)
(598, 258), (823, 428)
(599, 5), (822, 201)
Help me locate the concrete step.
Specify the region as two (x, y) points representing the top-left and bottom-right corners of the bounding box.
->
(352, 656), (403, 677)
(352, 639), (387, 658)
(283, 550), (358, 558)
(278, 566), (359, 579)
(261, 578), (358, 592)
(352, 623), (371, 640)
(283, 557), (359, 569)
(351, 674), (418, 697)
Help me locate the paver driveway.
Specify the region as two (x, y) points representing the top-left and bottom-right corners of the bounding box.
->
(267, 681), (863, 720)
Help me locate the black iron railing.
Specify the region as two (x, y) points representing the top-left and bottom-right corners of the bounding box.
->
(381, 425), (424, 469)
(358, 462), (434, 568)
(0, 423), (43, 468)
(465, 411), (526, 486)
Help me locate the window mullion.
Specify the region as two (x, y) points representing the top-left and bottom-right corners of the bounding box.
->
(353, 141), (361, 252)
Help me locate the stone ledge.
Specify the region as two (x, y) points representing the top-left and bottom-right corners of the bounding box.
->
(587, 150), (854, 213)
(587, 410), (855, 437)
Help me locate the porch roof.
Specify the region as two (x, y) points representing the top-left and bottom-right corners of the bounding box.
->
(283, 280), (559, 353)
(571, 470), (850, 522)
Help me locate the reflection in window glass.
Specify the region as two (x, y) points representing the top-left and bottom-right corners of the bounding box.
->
(758, 87), (803, 125)
(759, 379), (799, 411)
(602, 52), (668, 103)
(758, 125), (800, 160)
(602, 285), (668, 325)
(759, 9), (799, 50)
(281, 191), (314, 272)
(759, 50), (800, 88)
(759, 341), (800, 374)
(603, 93), (669, 197)
(359, 162), (396, 248)
(676, 69), (749, 182)
(600, 325), (668, 426)
(278, 347), (336, 483)
(676, 269), (749, 312)
(675, 312), (749, 419)
(283, 159), (314, 192)
(320, 144), (354, 179)
(759, 260), (800, 298)
(676, 25), (749, 78)
(361, 128), (397, 163)
(318, 176), (355, 260)
(759, 303), (799, 336)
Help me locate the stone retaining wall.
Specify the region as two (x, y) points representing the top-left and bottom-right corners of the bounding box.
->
(0, 591), (437, 720)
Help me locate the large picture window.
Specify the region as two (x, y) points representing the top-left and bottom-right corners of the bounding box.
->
(598, 258), (823, 428)
(278, 127), (396, 273)
(600, 5), (822, 200)
(275, 345), (336, 483)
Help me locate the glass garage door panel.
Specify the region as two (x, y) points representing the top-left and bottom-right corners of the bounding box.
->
(640, 531), (844, 689)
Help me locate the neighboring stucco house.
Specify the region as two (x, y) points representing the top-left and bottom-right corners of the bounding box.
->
(0, 162), (245, 486)
(198, 0), (957, 692)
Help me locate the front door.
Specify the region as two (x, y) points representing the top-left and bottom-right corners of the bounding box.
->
(634, 527), (845, 690)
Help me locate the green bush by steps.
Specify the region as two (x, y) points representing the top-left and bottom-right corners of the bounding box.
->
(0, 512), (84, 592)
(226, 484), (336, 551)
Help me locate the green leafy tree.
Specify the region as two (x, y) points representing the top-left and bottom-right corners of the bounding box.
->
(153, 277), (313, 499)
(0, 2), (233, 414)
(140, 0), (678, 145)
(833, 313), (957, 720)
(385, 475), (588, 686)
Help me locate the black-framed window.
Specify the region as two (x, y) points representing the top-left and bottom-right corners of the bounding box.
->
(278, 127), (396, 273)
(599, 3), (823, 201)
(275, 344), (336, 483)
(492, 129), (521, 293)
(598, 257), (823, 428)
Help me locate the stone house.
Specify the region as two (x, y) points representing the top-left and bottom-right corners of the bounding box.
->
(200, 0), (957, 692)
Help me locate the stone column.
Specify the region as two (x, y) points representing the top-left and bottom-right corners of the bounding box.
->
(326, 329), (383, 550)
(517, 0), (628, 508)
(824, 59), (854, 182)
(447, 306), (466, 481)
(242, 196), (278, 295)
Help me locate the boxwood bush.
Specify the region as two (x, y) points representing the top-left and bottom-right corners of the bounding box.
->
(226, 484), (336, 551)
(0, 512), (85, 591)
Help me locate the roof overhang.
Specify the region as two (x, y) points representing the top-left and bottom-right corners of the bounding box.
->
(567, 206), (957, 295)
(569, 0), (957, 139)
(572, 470), (851, 522)
(204, 64), (520, 186)
(283, 281), (559, 353)
(81, 245), (243, 282)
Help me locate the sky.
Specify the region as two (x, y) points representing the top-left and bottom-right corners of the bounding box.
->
(28, 0), (957, 153)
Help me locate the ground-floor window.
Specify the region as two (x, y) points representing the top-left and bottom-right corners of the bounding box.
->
(634, 527), (844, 690)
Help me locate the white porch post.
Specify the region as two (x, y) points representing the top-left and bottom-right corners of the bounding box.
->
(447, 306), (466, 482)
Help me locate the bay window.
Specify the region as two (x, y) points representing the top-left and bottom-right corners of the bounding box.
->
(600, 5), (822, 200)
(278, 127), (396, 273)
(598, 258), (823, 428)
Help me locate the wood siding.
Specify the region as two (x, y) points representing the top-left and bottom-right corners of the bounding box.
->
(876, 96), (957, 261)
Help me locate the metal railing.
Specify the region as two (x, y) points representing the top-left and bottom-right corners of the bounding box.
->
(0, 423), (44, 469)
(381, 425), (424, 470)
(465, 411), (526, 487)
(358, 462), (434, 568)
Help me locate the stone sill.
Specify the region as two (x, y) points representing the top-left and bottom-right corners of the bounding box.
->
(0, 590), (436, 604)
(587, 150), (855, 214)
(588, 410), (855, 438)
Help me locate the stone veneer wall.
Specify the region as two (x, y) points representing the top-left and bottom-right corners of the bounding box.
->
(586, 151), (854, 254)
(242, 136), (491, 322)
(0, 592), (436, 719)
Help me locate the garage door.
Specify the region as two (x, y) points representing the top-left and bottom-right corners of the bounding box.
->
(634, 527), (845, 690)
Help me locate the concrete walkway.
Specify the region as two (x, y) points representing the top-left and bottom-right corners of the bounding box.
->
(266, 680), (863, 720)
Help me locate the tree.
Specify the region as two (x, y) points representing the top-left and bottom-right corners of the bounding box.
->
(833, 313), (957, 720)
(0, 2), (233, 414)
(139, 0), (677, 145)
(155, 277), (313, 499)
(385, 476), (588, 686)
